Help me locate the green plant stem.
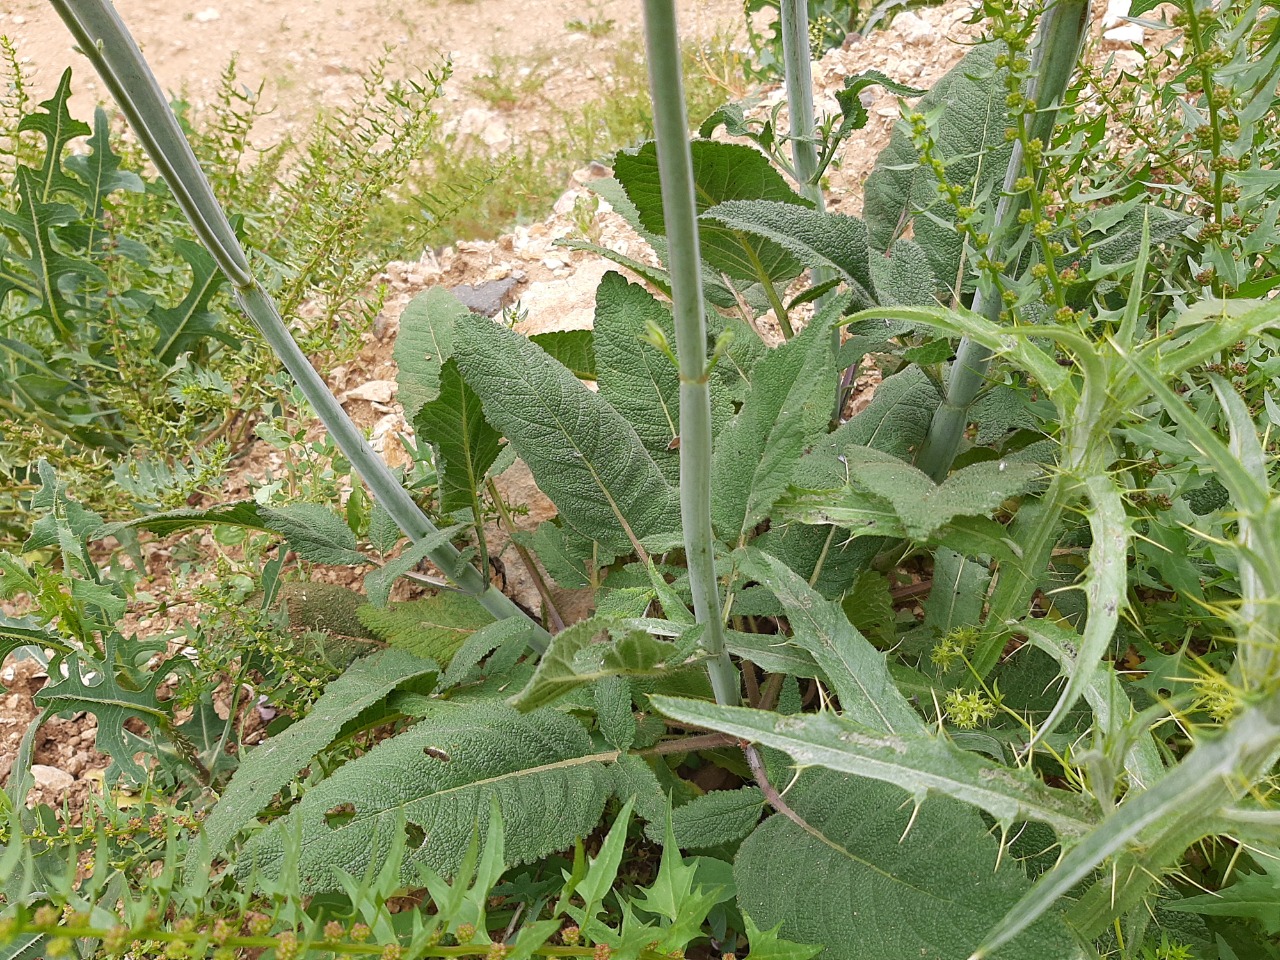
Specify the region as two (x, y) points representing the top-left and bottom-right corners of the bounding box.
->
(914, 0), (1089, 481)
(973, 470), (1080, 675)
(643, 0), (741, 708)
(48, 0), (548, 652)
(779, 0), (843, 414)
(486, 477), (565, 632)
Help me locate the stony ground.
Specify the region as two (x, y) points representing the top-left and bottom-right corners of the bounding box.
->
(0, 0), (1155, 816)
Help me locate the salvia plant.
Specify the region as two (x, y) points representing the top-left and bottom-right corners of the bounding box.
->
(2, 0), (1280, 957)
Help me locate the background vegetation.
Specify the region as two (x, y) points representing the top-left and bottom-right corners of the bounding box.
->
(2, 0), (1279, 958)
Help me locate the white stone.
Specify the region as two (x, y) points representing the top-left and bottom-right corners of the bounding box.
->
(30, 765), (74, 791)
(341, 380), (397, 404)
(1103, 22), (1145, 43)
(194, 7), (220, 22)
(894, 13), (934, 44)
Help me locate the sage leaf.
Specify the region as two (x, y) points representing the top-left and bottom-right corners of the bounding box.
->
(238, 700), (614, 891)
(395, 286), (469, 421)
(614, 139), (811, 283)
(195, 648), (436, 872)
(262, 502), (372, 567)
(733, 770), (1079, 960)
(453, 312), (681, 555)
(711, 296), (846, 544)
(414, 359), (503, 514)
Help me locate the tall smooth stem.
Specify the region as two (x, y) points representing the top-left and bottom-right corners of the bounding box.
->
(47, 0), (549, 651)
(914, 0), (1090, 481)
(643, 0), (740, 707)
(780, 0), (845, 416)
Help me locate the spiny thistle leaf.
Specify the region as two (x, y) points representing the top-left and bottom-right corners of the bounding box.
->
(649, 697), (1097, 837)
(736, 547), (924, 735)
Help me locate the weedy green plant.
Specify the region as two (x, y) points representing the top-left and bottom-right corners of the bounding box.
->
(5, 0), (1280, 958)
(742, 0), (947, 79)
(0, 53), (445, 535)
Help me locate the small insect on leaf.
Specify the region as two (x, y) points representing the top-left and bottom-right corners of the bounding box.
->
(423, 746), (451, 762)
(667, 436), (681, 451)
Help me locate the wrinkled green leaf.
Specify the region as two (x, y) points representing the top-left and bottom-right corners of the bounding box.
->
(239, 700), (614, 892)
(195, 649), (436, 871)
(453, 313), (680, 555)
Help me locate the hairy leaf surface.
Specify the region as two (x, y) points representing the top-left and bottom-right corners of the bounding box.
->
(592, 273), (684, 483)
(863, 43), (1010, 289)
(530, 329), (597, 380)
(510, 617), (684, 713)
(358, 592), (494, 664)
(733, 769), (1076, 960)
(842, 447), (1040, 540)
(703, 201), (875, 300)
(453, 313), (680, 554)
(261, 503), (372, 567)
(414, 358), (503, 514)
(395, 287), (470, 421)
(671, 787), (765, 849)
(239, 700), (613, 891)
(614, 140), (811, 283)
(711, 298), (845, 543)
(197, 649), (436, 870)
